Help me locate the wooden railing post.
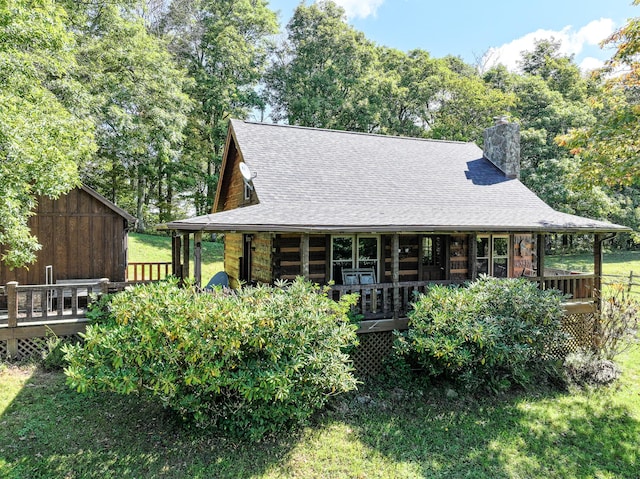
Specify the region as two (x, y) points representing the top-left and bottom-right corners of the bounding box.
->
(194, 232), (202, 287)
(392, 234), (400, 319)
(301, 233), (310, 280)
(99, 278), (110, 295)
(6, 282), (18, 358)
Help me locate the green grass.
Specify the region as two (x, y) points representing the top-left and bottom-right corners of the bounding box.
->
(128, 233), (224, 284)
(546, 250), (640, 276)
(0, 348), (638, 478)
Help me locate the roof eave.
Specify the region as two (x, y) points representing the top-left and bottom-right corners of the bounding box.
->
(161, 222), (630, 235)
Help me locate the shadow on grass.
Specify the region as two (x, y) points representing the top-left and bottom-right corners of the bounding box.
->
(2, 366), (638, 478)
(330, 377), (639, 478)
(0, 368), (296, 479)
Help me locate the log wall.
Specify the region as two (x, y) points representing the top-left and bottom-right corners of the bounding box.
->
(215, 138), (258, 213)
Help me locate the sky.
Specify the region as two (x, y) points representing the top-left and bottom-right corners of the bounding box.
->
(267, 0), (639, 72)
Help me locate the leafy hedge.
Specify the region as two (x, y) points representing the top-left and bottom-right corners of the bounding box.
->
(395, 276), (566, 391)
(63, 278), (359, 439)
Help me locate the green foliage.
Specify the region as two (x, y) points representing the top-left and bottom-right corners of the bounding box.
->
(0, 0), (95, 268)
(74, 4), (192, 231)
(266, 0), (379, 131)
(63, 278), (358, 439)
(396, 276), (566, 392)
(162, 0), (278, 213)
(38, 332), (71, 371)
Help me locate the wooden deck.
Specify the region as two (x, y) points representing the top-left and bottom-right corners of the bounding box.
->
(330, 274), (597, 333)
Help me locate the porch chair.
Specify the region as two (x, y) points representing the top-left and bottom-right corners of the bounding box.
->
(204, 271), (229, 291)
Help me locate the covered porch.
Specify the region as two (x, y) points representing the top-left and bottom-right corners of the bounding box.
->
(169, 230), (605, 332)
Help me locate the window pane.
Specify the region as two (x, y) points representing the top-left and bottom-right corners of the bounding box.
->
(493, 258), (508, 277)
(358, 237), (378, 273)
(477, 237), (489, 258)
(333, 237), (353, 261)
(493, 237), (508, 257)
(422, 237), (434, 265)
(477, 258), (489, 275)
(358, 237), (377, 261)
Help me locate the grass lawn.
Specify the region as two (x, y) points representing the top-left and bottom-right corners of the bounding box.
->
(0, 346), (638, 478)
(128, 232), (224, 284)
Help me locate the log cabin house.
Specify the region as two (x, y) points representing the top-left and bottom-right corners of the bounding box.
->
(164, 119), (629, 332)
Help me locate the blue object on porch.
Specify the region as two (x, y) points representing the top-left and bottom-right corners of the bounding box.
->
(204, 271), (229, 291)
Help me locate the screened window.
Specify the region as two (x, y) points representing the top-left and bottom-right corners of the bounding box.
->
(476, 235), (509, 277)
(331, 235), (379, 284)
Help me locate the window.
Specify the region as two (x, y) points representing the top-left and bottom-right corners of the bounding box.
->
(243, 183), (251, 201)
(422, 236), (443, 267)
(331, 235), (379, 284)
(477, 235), (509, 278)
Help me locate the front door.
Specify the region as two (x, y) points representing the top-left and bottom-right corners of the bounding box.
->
(421, 235), (446, 280)
(240, 234), (252, 282)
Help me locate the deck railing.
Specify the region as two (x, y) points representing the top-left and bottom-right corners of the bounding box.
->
(330, 274), (598, 331)
(536, 274), (596, 301)
(0, 280), (114, 358)
(330, 280), (456, 327)
(126, 262), (172, 281)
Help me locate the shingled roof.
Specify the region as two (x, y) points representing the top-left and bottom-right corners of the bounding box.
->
(165, 119), (628, 234)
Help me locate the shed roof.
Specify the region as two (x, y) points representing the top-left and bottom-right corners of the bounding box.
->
(165, 120), (629, 234)
(81, 185), (136, 223)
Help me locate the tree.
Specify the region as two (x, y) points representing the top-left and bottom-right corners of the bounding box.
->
(162, 0), (278, 214)
(0, 0), (95, 268)
(559, 2), (640, 187)
(74, 4), (192, 230)
(266, 0), (380, 132)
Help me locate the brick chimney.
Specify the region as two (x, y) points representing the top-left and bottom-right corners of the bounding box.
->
(483, 119), (520, 179)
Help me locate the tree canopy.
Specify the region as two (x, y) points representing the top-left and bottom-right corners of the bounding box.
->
(2, 0), (640, 269)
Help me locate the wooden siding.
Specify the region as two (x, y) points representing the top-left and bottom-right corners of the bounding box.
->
(272, 234), (327, 283)
(383, 235), (420, 282)
(251, 233), (272, 284)
(0, 188), (129, 284)
(215, 137), (258, 213)
(449, 234), (470, 281)
(512, 233), (535, 277)
(224, 233), (243, 287)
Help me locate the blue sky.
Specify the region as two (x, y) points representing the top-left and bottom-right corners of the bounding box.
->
(267, 0), (639, 71)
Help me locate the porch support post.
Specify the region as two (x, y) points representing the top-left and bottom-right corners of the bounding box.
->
(469, 234), (477, 280)
(594, 234), (603, 310)
(194, 232), (202, 288)
(182, 233), (190, 280)
(301, 233), (310, 279)
(171, 234), (182, 280)
(392, 234), (400, 319)
(6, 282), (18, 358)
(536, 233), (546, 289)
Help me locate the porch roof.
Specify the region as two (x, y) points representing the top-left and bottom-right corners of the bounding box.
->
(164, 120), (629, 234)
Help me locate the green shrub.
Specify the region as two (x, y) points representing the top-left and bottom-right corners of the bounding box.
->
(63, 278), (359, 439)
(395, 276), (566, 392)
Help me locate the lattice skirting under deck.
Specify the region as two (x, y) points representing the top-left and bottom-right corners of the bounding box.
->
(0, 335), (81, 361)
(351, 330), (395, 377)
(560, 311), (597, 354)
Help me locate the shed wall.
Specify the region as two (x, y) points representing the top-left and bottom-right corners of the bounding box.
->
(0, 188), (130, 284)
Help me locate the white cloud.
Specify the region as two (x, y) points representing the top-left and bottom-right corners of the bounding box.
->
(482, 18), (616, 73)
(330, 0), (384, 18)
(579, 56), (605, 72)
